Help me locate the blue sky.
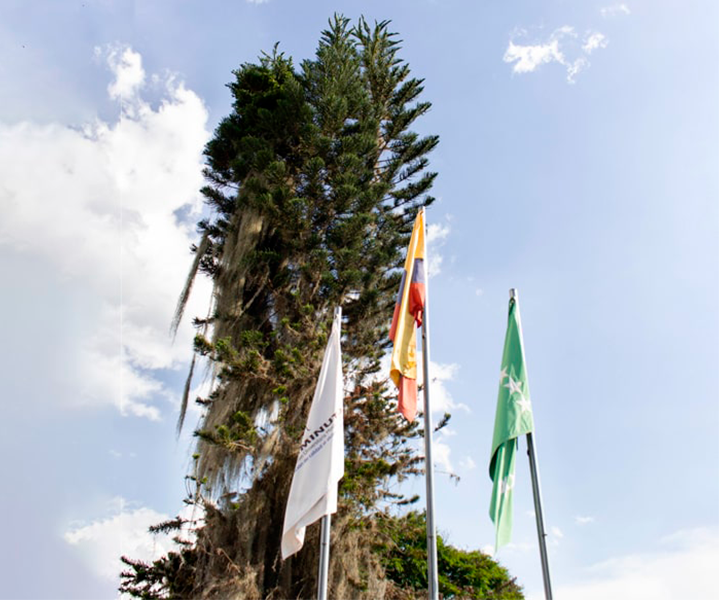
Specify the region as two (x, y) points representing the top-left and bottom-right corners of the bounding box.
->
(0, 1), (716, 598)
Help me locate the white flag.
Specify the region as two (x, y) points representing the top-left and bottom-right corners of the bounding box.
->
(281, 307), (344, 559)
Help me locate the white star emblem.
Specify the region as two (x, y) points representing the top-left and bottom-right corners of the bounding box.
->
(515, 396), (532, 414)
(504, 376), (523, 396)
(500, 367), (507, 384)
(499, 366), (508, 384)
(500, 473), (515, 495)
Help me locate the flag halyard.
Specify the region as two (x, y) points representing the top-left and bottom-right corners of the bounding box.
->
(389, 210), (426, 421)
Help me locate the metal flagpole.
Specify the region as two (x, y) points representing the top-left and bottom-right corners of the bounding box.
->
(526, 433), (553, 600)
(317, 512), (331, 600)
(509, 289), (553, 600)
(421, 208), (440, 600)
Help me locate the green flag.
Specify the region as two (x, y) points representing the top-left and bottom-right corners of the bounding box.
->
(489, 295), (534, 551)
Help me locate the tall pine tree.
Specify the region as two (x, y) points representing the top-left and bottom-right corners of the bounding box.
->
(121, 16), (523, 599)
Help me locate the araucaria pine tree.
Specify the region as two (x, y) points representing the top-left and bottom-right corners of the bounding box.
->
(121, 15), (524, 600)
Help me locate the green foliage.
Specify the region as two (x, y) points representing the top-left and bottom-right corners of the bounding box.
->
(120, 550), (197, 600)
(194, 409), (258, 453)
(376, 512), (524, 599)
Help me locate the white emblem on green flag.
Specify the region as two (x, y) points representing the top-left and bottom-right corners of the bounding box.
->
(489, 296), (534, 551)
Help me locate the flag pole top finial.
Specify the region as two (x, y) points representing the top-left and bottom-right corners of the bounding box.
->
(509, 288), (518, 300)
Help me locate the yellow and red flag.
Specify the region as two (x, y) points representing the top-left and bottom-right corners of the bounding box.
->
(389, 209), (426, 421)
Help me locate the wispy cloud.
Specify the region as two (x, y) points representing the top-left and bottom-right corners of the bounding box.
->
(411, 358), (467, 473)
(374, 354), (467, 420)
(502, 540), (535, 554)
(427, 222), (450, 244)
(574, 515), (596, 525)
(417, 360), (469, 414)
(549, 525), (564, 546)
(583, 32), (608, 54)
(503, 27), (609, 83)
(459, 456), (476, 470)
(433, 438), (454, 473)
(426, 217), (451, 277)
(601, 3), (631, 18)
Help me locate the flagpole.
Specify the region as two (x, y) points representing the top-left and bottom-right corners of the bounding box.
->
(421, 208), (440, 600)
(509, 289), (553, 600)
(317, 514), (331, 600)
(527, 432), (553, 600)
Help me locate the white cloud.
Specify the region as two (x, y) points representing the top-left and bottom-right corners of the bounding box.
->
(504, 39), (564, 74)
(549, 525), (564, 546)
(432, 424), (459, 472)
(502, 540), (535, 554)
(64, 497), (204, 584)
(433, 439), (454, 473)
(426, 222), (450, 244)
(574, 515), (596, 525)
(0, 45), (212, 418)
(426, 220), (451, 278)
(527, 527), (719, 600)
(109, 449), (138, 459)
(103, 46), (145, 103)
(566, 56), (590, 83)
(417, 360), (469, 414)
(601, 3), (631, 18)
(412, 359), (468, 473)
(373, 351), (467, 480)
(583, 32), (609, 54)
(459, 456), (476, 470)
(504, 27), (609, 83)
